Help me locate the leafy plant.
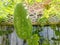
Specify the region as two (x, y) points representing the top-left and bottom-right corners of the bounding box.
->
(38, 17), (48, 26)
(0, 30), (13, 36)
(27, 34), (39, 45)
(38, 0), (60, 25)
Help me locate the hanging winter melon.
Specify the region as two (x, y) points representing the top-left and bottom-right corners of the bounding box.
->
(14, 3), (32, 39)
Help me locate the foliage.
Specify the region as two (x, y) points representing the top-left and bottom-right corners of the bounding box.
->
(0, 0), (15, 23)
(37, 0), (60, 44)
(55, 30), (60, 36)
(38, 0), (60, 26)
(51, 25), (60, 36)
(0, 16), (5, 23)
(38, 17), (48, 26)
(42, 39), (49, 45)
(27, 34), (39, 45)
(0, 30), (13, 36)
(0, 0), (60, 45)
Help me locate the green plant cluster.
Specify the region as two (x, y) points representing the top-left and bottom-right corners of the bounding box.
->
(38, 0), (60, 26)
(0, 30), (13, 36)
(27, 34), (39, 45)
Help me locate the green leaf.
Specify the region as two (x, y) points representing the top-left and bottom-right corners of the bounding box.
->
(50, 25), (56, 30)
(38, 17), (48, 26)
(55, 30), (60, 36)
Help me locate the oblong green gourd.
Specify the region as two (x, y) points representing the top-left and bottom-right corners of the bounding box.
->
(14, 3), (32, 39)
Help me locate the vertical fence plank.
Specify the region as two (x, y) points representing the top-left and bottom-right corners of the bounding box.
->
(10, 31), (16, 45)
